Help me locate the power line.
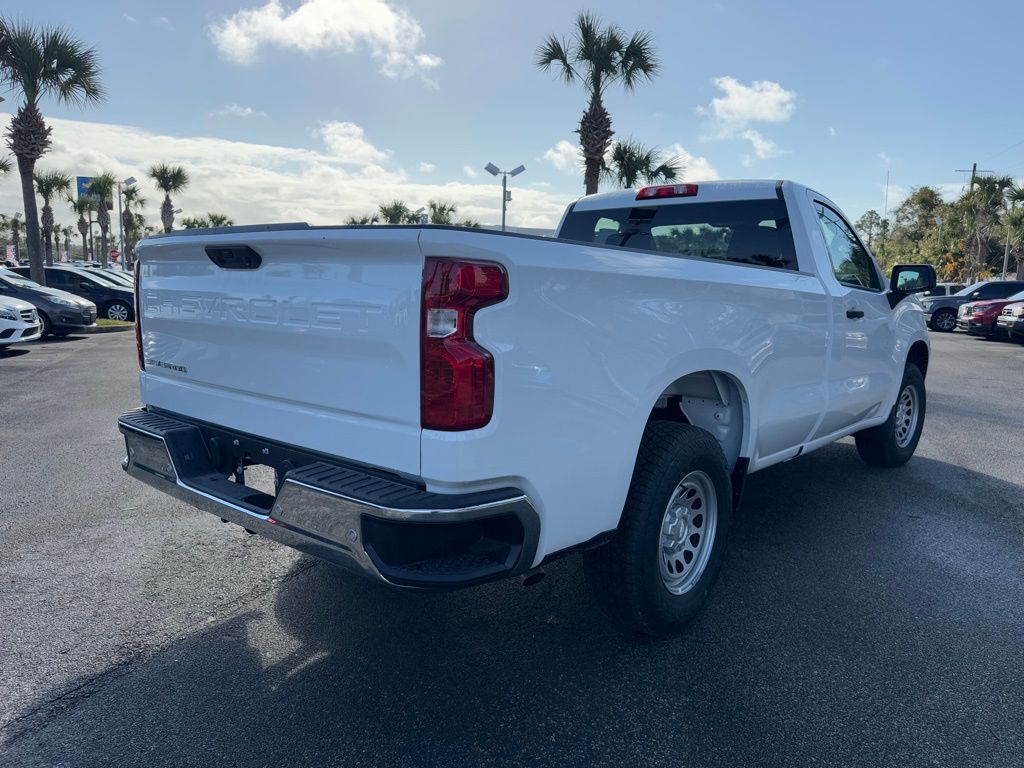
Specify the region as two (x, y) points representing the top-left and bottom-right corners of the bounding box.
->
(980, 137), (1024, 164)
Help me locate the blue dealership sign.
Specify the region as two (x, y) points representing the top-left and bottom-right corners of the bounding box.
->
(76, 176), (95, 200)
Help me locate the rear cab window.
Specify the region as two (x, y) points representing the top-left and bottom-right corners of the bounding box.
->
(558, 198), (800, 271)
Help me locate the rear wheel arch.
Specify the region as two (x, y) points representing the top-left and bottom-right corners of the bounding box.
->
(645, 369), (751, 472)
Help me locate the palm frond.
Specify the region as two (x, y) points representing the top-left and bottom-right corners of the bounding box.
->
(535, 36), (576, 84)
(0, 155), (11, 176)
(619, 31), (660, 91)
(0, 20), (103, 107)
(148, 163), (190, 193)
(33, 168), (72, 202)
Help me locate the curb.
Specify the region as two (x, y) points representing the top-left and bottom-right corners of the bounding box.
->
(83, 323), (135, 334)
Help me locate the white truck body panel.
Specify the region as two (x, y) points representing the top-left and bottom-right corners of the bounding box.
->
(132, 180), (930, 566)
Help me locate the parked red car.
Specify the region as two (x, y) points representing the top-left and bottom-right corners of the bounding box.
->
(957, 289), (1024, 337)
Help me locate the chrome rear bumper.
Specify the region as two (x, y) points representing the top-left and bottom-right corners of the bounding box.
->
(118, 409), (539, 588)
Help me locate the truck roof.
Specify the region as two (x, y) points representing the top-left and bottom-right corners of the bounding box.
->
(569, 179), (802, 211)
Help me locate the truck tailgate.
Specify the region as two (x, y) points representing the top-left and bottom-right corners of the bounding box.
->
(136, 227), (423, 476)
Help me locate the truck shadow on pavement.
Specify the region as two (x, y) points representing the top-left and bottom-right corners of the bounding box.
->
(4, 443), (1023, 767)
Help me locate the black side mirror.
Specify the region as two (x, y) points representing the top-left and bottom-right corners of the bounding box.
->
(888, 264), (936, 308)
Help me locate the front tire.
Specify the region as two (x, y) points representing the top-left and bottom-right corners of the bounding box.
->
(37, 311), (52, 339)
(854, 363), (926, 468)
(584, 422), (733, 636)
(928, 308), (957, 332)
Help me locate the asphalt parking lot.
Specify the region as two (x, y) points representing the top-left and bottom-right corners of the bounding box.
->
(1, 331), (1022, 767)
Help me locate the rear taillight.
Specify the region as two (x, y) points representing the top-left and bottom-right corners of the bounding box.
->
(636, 183), (698, 200)
(421, 257), (508, 431)
(133, 264), (144, 370)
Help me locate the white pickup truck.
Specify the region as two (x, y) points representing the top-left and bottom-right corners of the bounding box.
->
(119, 180), (935, 635)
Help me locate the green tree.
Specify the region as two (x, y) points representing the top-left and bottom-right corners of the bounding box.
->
(377, 200), (412, 224)
(33, 169), (71, 266)
(69, 196), (93, 260)
(603, 138), (680, 188)
(536, 12), (659, 195)
(85, 172), (116, 267)
(855, 209), (882, 250)
(0, 18), (103, 284)
(180, 216), (210, 229)
(148, 163), (189, 232)
(121, 184), (146, 265)
(0, 155), (11, 176)
(206, 212), (233, 227)
(344, 214), (378, 225)
(427, 200), (457, 224)
(964, 176), (1014, 280)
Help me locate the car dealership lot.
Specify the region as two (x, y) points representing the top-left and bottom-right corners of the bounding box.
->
(1, 333), (1022, 767)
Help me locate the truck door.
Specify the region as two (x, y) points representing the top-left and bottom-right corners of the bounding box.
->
(806, 195), (897, 438)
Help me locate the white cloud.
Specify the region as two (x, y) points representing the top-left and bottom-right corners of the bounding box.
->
(0, 113), (570, 230)
(878, 151), (892, 167)
(463, 165), (479, 178)
(828, 126), (836, 137)
(316, 121), (391, 165)
(418, 161), (436, 173)
(152, 16), (170, 26)
(700, 76), (795, 126)
(699, 76), (795, 161)
(123, 14), (137, 23)
(543, 140), (582, 173)
(666, 144), (720, 181)
(740, 129), (781, 160)
(214, 103), (267, 118)
(209, 0), (442, 83)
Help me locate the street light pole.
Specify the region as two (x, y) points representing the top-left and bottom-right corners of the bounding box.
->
(484, 162), (526, 232)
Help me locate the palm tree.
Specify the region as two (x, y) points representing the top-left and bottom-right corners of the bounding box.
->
(33, 169), (71, 266)
(180, 216), (209, 229)
(148, 163), (189, 232)
(61, 224), (73, 261)
(965, 175), (1014, 279)
(69, 196), (92, 260)
(536, 12), (659, 195)
(121, 184), (146, 265)
(377, 200), (411, 224)
(86, 172), (116, 267)
(0, 18), (103, 284)
(0, 156), (11, 176)
(9, 213), (23, 260)
(427, 200), (457, 225)
(603, 139), (681, 188)
(344, 214), (378, 225)
(206, 212), (233, 227)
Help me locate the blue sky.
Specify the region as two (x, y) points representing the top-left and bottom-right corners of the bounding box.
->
(2, 0), (1023, 229)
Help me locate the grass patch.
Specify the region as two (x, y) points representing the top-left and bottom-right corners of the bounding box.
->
(96, 318), (134, 327)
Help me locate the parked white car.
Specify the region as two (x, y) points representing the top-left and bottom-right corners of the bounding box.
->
(119, 180), (935, 634)
(0, 295), (42, 349)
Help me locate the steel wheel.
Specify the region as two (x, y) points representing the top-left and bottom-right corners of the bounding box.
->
(658, 470), (718, 595)
(933, 310), (956, 331)
(894, 384), (919, 448)
(106, 302), (130, 321)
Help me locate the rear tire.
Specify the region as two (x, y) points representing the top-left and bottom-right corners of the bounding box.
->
(104, 301), (132, 321)
(854, 363), (926, 468)
(928, 308), (956, 332)
(584, 422), (733, 636)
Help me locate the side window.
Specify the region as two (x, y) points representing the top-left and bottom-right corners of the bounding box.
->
(45, 270), (69, 286)
(814, 202), (882, 291)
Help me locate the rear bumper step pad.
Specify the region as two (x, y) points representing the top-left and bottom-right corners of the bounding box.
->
(118, 408), (539, 588)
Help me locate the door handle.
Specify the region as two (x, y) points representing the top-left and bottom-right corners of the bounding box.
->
(846, 309), (865, 319)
